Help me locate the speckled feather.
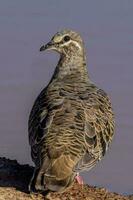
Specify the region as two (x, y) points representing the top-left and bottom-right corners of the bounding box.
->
(28, 30), (115, 192)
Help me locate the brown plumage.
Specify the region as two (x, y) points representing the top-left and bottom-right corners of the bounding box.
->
(28, 29), (115, 192)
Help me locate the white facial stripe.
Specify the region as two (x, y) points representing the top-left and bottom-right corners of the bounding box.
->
(72, 41), (82, 50)
(60, 40), (81, 50)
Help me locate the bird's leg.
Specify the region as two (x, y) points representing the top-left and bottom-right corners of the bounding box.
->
(75, 172), (84, 185)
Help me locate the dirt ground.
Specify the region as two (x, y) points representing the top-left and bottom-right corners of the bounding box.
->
(0, 157), (132, 200)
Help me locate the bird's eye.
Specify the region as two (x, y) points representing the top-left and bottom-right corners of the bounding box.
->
(63, 35), (71, 42)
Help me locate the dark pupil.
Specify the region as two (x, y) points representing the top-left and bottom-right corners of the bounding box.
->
(63, 35), (70, 42)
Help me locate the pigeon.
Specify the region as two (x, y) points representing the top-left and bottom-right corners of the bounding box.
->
(28, 29), (115, 193)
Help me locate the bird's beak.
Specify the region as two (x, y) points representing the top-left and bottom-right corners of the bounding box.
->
(40, 41), (54, 51)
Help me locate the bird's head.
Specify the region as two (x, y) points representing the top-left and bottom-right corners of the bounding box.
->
(40, 29), (84, 56)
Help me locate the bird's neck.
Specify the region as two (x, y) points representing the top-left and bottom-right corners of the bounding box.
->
(52, 53), (89, 83)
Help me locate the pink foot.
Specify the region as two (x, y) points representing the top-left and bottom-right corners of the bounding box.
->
(75, 173), (84, 185)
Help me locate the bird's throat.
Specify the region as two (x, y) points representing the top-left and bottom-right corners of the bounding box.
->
(53, 54), (89, 82)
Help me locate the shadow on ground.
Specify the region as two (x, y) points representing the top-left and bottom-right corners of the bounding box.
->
(0, 157), (33, 193)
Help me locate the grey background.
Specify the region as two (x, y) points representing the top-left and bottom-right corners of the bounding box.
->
(0, 0), (133, 195)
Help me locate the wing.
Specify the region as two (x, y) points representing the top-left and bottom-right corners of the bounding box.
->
(28, 87), (48, 166)
(28, 86), (64, 167)
(74, 86), (115, 172)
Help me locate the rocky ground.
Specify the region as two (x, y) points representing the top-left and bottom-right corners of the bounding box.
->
(0, 157), (132, 200)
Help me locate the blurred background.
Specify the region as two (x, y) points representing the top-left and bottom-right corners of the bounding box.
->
(0, 0), (133, 195)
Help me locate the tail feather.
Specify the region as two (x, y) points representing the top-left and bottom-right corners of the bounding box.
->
(45, 154), (75, 180)
(29, 154), (77, 192)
